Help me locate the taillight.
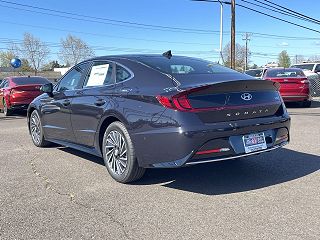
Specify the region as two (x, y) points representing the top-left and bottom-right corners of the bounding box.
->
(156, 96), (173, 109)
(300, 79), (309, 84)
(156, 93), (192, 111)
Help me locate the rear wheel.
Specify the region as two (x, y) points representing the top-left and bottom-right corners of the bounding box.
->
(29, 110), (50, 147)
(301, 100), (311, 108)
(102, 121), (145, 183)
(3, 100), (12, 116)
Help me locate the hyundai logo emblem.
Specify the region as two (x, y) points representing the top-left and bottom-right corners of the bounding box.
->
(241, 93), (253, 101)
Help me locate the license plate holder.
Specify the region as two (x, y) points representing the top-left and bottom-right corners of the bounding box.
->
(242, 132), (267, 153)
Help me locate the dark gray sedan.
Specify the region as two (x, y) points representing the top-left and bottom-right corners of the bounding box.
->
(27, 54), (290, 183)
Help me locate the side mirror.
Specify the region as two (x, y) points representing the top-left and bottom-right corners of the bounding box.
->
(40, 83), (53, 96)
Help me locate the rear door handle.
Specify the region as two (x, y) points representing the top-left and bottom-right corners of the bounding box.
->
(94, 99), (106, 106)
(62, 99), (71, 106)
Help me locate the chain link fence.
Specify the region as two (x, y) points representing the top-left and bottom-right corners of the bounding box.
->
(307, 74), (320, 98)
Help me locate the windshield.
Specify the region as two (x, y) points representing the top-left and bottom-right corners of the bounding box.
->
(265, 68), (305, 78)
(245, 69), (262, 77)
(135, 56), (237, 75)
(12, 77), (50, 85)
(291, 64), (314, 71)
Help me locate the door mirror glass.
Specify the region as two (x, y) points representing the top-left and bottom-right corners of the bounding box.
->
(40, 83), (53, 95)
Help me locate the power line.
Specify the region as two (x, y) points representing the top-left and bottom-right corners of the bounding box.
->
(264, 0), (320, 24)
(0, 20), (219, 47)
(240, 0), (320, 25)
(0, 0), (220, 34)
(192, 0), (320, 34)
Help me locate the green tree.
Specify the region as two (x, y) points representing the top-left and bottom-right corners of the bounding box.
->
(278, 50), (291, 68)
(20, 59), (33, 72)
(42, 60), (63, 71)
(0, 50), (15, 67)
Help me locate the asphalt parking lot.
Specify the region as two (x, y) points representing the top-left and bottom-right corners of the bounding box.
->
(0, 102), (319, 240)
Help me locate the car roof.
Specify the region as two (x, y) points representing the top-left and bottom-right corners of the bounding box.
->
(86, 54), (211, 63)
(292, 63), (318, 65)
(265, 67), (303, 71)
(7, 76), (48, 79)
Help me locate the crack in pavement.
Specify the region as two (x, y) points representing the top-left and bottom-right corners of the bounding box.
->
(22, 144), (131, 239)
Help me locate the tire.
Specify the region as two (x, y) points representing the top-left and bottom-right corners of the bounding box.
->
(102, 121), (145, 183)
(3, 100), (12, 116)
(302, 100), (312, 108)
(29, 110), (50, 147)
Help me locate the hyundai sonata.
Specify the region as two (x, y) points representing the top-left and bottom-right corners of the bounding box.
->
(27, 54), (290, 183)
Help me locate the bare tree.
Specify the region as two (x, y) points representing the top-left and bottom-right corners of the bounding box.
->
(308, 55), (320, 62)
(223, 42), (248, 71)
(292, 55), (306, 64)
(59, 35), (94, 66)
(14, 33), (50, 75)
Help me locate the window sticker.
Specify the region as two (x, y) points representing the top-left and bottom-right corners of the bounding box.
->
(86, 64), (110, 86)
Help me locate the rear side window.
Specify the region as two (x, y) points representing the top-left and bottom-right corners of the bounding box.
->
(291, 64), (314, 71)
(11, 77), (49, 85)
(265, 69), (305, 78)
(245, 69), (262, 77)
(116, 65), (131, 83)
(135, 56), (236, 75)
(85, 62), (114, 87)
(0, 80), (8, 88)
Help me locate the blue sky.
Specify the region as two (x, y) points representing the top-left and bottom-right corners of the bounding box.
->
(0, 0), (319, 66)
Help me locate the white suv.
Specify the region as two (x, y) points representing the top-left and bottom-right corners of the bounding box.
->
(291, 63), (320, 74)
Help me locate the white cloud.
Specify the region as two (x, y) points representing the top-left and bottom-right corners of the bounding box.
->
(278, 42), (289, 46)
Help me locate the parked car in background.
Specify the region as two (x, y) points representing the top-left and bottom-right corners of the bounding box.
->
(0, 76), (50, 116)
(290, 62), (320, 97)
(262, 68), (311, 107)
(244, 69), (263, 79)
(27, 54), (290, 183)
(291, 62), (320, 74)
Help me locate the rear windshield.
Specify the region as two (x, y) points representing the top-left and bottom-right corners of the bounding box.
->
(265, 69), (305, 78)
(135, 56), (237, 75)
(245, 69), (262, 77)
(12, 77), (49, 85)
(291, 64), (314, 71)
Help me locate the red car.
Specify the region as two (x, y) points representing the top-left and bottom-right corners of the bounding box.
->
(0, 76), (50, 116)
(263, 68), (311, 107)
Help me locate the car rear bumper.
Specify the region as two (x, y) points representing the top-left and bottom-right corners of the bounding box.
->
(282, 95), (311, 102)
(131, 115), (291, 168)
(9, 104), (29, 110)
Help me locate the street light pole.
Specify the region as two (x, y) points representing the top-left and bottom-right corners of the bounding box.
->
(218, 0), (224, 64)
(231, 0), (236, 69)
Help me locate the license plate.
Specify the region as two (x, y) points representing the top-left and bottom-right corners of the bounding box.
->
(242, 132), (267, 153)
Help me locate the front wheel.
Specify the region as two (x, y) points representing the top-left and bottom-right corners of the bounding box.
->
(29, 110), (50, 147)
(102, 121), (145, 183)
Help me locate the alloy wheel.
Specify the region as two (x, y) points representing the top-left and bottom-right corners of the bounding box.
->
(3, 101), (7, 115)
(105, 130), (128, 175)
(30, 112), (41, 145)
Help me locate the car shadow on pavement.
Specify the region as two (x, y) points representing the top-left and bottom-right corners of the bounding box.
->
(285, 100), (320, 109)
(58, 147), (105, 166)
(135, 148), (320, 195)
(0, 111), (27, 120)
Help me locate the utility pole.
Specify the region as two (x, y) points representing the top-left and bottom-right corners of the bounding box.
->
(242, 32), (251, 71)
(231, 0), (236, 69)
(218, 0), (224, 64)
